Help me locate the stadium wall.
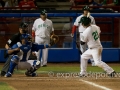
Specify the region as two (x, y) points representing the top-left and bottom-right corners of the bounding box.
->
(0, 48), (120, 63)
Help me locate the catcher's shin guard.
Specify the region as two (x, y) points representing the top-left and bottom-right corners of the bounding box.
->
(5, 55), (19, 77)
(25, 61), (40, 77)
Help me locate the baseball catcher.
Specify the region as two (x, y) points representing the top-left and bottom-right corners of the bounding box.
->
(4, 33), (50, 77)
(1, 22), (29, 76)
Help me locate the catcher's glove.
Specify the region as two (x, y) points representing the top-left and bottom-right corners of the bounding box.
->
(50, 34), (59, 46)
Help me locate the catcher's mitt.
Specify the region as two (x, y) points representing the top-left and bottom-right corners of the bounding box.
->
(50, 34), (59, 46)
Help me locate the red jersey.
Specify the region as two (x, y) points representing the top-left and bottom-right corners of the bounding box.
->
(19, 1), (35, 9)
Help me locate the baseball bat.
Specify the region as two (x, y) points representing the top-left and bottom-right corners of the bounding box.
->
(87, 12), (90, 18)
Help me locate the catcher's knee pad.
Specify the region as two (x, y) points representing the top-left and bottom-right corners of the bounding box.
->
(33, 60), (41, 69)
(25, 61), (40, 76)
(11, 55), (19, 64)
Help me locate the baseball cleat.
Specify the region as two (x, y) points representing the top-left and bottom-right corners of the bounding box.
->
(79, 74), (87, 77)
(31, 72), (38, 77)
(108, 71), (116, 77)
(4, 72), (12, 77)
(42, 65), (47, 67)
(25, 71), (38, 77)
(79, 72), (87, 77)
(0, 71), (6, 77)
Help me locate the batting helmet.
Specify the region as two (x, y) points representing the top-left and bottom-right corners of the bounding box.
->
(82, 5), (90, 11)
(79, 16), (91, 26)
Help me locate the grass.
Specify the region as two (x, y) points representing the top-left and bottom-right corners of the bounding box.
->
(0, 82), (13, 90)
(13, 64), (120, 74)
(0, 63), (120, 74)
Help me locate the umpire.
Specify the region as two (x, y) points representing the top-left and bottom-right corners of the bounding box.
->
(0, 22), (29, 76)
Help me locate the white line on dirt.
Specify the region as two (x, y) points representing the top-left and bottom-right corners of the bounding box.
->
(1, 77), (77, 81)
(80, 79), (112, 90)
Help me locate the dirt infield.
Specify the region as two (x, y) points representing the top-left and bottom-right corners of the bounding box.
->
(0, 63), (120, 90)
(1, 75), (120, 90)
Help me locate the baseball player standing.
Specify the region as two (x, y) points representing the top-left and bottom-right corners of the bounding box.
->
(79, 16), (116, 77)
(71, 5), (96, 66)
(32, 10), (54, 67)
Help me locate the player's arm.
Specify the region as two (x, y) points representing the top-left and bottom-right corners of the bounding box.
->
(51, 21), (55, 35)
(5, 44), (10, 49)
(92, 17), (96, 25)
(71, 17), (79, 37)
(5, 34), (18, 49)
(32, 30), (35, 42)
(80, 31), (88, 45)
(7, 48), (20, 55)
(31, 43), (50, 52)
(32, 20), (36, 43)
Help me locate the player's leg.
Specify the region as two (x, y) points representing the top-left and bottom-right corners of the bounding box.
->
(41, 39), (49, 67)
(0, 55), (12, 76)
(80, 49), (92, 76)
(35, 36), (44, 66)
(24, 60), (41, 77)
(4, 55), (19, 77)
(92, 48), (115, 75)
(79, 34), (95, 66)
(42, 48), (48, 66)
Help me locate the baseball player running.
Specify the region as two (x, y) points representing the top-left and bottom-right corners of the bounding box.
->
(4, 33), (50, 77)
(79, 16), (116, 77)
(32, 9), (54, 67)
(71, 5), (96, 66)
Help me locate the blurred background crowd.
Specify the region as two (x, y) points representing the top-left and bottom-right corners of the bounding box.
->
(0, 0), (119, 11)
(0, 0), (120, 48)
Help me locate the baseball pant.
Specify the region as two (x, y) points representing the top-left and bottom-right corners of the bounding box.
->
(35, 36), (49, 66)
(79, 33), (95, 64)
(80, 47), (114, 75)
(0, 55), (12, 76)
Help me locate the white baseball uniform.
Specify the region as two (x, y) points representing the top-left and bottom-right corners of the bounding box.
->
(74, 14), (96, 66)
(80, 25), (114, 75)
(74, 14), (96, 53)
(32, 18), (54, 66)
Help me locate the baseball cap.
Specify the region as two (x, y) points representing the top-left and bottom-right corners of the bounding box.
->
(40, 9), (47, 15)
(82, 5), (90, 11)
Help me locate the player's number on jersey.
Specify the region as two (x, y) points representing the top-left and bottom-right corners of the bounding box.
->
(92, 31), (99, 41)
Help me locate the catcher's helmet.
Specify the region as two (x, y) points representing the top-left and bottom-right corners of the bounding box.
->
(79, 16), (91, 26)
(82, 5), (90, 11)
(19, 22), (28, 29)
